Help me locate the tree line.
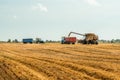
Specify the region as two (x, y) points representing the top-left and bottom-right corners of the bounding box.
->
(0, 39), (120, 43)
(99, 39), (120, 43)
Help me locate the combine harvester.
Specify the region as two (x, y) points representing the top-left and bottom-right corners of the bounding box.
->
(61, 32), (99, 45)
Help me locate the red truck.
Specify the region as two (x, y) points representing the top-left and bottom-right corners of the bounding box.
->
(61, 37), (77, 44)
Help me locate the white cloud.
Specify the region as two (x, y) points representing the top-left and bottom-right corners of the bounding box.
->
(84, 0), (101, 6)
(32, 3), (48, 12)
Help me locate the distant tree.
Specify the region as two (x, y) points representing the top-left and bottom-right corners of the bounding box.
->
(7, 39), (11, 43)
(15, 39), (18, 43)
(111, 39), (115, 43)
(45, 40), (60, 43)
(45, 40), (48, 43)
(35, 38), (41, 43)
(12, 39), (19, 43)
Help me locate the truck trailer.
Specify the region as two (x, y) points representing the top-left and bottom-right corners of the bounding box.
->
(22, 38), (33, 44)
(61, 37), (77, 44)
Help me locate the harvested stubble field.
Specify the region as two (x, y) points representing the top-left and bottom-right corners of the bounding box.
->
(0, 43), (120, 80)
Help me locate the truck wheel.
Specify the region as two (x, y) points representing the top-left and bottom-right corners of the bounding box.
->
(88, 40), (91, 44)
(96, 41), (98, 45)
(68, 42), (70, 44)
(91, 41), (95, 44)
(23, 42), (27, 44)
(83, 40), (87, 44)
(72, 43), (75, 44)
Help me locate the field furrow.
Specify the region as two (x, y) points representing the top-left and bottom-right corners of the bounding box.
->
(0, 43), (120, 80)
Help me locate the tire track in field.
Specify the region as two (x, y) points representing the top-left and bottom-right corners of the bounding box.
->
(0, 56), (20, 80)
(6, 45), (120, 63)
(0, 55), (47, 80)
(0, 44), (119, 80)
(40, 48), (120, 66)
(62, 47), (120, 63)
(57, 47), (120, 74)
(96, 44), (120, 50)
(1, 52), (96, 80)
(1, 50), (120, 80)
(33, 57), (120, 80)
(22, 49), (120, 80)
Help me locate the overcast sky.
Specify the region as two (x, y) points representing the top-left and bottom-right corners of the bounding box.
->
(0, 0), (120, 41)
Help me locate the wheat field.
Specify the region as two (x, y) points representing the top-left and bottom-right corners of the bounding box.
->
(0, 43), (120, 80)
